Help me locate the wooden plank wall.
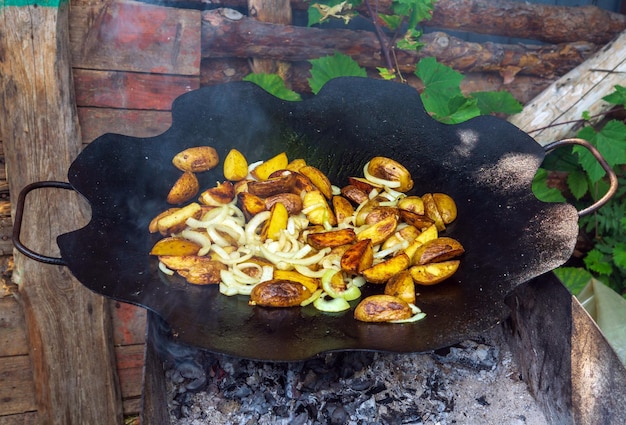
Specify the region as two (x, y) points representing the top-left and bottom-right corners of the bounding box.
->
(0, 0), (200, 422)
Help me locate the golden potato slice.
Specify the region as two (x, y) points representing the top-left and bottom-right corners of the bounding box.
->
(237, 192), (267, 220)
(367, 157), (414, 192)
(273, 270), (319, 293)
(307, 228), (357, 250)
(172, 146), (219, 172)
(261, 202), (289, 241)
(286, 158), (307, 172)
(354, 294), (412, 322)
(251, 152), (288, 180)
(356, 215), (398, 246)
(249, 280), (312, 307)
(397, 196), (425, 216)
(412, 237), (465, 265)
(422, 193), (446, 231)
(223, 148), (249, 181)
(354, 198), (380, 227)
(158, 255), (218, 271)
(299, 165), (333, 199)
(364, 206), (399, 225)
(156, 202), (202, 235)
(433, 193), (458, 224)
(265, 193), (303, 215)
(167, 171), (199, 204)
(150, 237), (201, 256)
(332, 195), (355, 224)
(398, 209), (435, 230)
(302, 190), (337, 226)
(149, 208), (180, 233)
(410, 260), (460, 286)
(402, 224), (439, 263)
(384, 270), (416, 304)
(340, 184), (369, 205)
(291, 172), (317, 195)
(248, 173), (297, 198)
(381, 225), (420, 250)
(348, 176), (381, 193)
(198, 181), (235, 206)
(177, 261), (227, 285)
(361, 252), (410, 284)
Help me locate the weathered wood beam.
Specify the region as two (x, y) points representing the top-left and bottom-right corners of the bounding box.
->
(0, 0), (123, 423)
(201, 9), (595, 79)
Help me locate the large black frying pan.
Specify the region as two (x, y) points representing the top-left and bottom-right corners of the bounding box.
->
(14, 78), (614, 361)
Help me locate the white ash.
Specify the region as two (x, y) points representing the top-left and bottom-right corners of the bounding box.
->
(166, 326), (547, 425)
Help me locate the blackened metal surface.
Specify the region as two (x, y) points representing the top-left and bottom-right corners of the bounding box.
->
(59, 77), (579, 360)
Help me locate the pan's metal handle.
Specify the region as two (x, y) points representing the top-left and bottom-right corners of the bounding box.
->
(12, 181), (73, 266)
(543, 138), (618, 217)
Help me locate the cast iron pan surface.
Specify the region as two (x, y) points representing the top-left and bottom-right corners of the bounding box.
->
(59, 78), (578, 361)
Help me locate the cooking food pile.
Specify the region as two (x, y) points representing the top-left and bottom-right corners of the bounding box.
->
(149, 146), (464, 323)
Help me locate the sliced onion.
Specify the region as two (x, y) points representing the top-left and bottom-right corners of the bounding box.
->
(158, 261), (175, 276)
(294, 265), (328, 278)
(374, 240), (409, 259)
(301, 202), (325, 215)
(300, 289), (323, 307)
(313, 295), (351, 312)
(245, 210), (271, 240)
(259, 245), (329, 266)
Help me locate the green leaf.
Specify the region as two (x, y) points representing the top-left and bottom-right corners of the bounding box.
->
(444, 95), (481, 124)
(471, 91), (523, 115)
(377, 67), (397, 80)
(553, 266), (593, 295)
(566, 171), (589, 200)
(584, 248), (614, 276)
(603, 85), (626, 107)
(613, 244), (626, 270)
(393, 0), (436, 27)
(243, 74), (302, 101)
(396, 28), (424, 51)
(532, 168), (567, 202)
(378, 14), (403, 30)
(416, 57), (464, 119)
(574, 121), (626, 183)
(308, 52), (367, 94)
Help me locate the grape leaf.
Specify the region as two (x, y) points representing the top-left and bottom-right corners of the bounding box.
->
(603, 85), (626, 107)
(243, 74), (302, 101)
(532, 168), (566, 202)
(584, 248), (614, 276)
(613, 244), (626, 270)
(574, 122), (626, 183)
(566, 171), (589, 200)
(308, 52), (367, 94)
(415, 57), (464, 119)
(445, 95), (480, 124)
(471, 91), (523, 115)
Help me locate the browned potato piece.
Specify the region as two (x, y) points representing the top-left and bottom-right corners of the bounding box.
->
(223, 148), (248, 181)
(367, 157), (414, 192)
(384, 270), (416, 304)
(149, 208), (179, 233)
(410, 260), (460, 286)
(381, 225), (420, 250)
(261, 202), (289, 241)
(167, 171), (199, 204)
(397, 196), (425, 215)
(292, 172), (317, 194)
(249, 280), (312, 307)
(265, 193), (303, 215)
(150, 237), (201, 256)
(332, 195), (355, 224)
(398, 209), (435, 230)
(248, 173), (297, 198)
(354, 294), (412, 322)
(422, 193), (446, 231)
(302, 190), (337, 226)
(158, 255), (218, 270)
(340, 239), (374, 273)
(362, 252), (410, 284)
(354, 198), (380, 227)
(356, 215), (398, 246)
(299, 165), (333, 199)
(286, 158), (307, 172)
(307, 228), (357, 250)
(237, 192), (267, 220)
(251, 152), (288, 180)
(433, 193), (458, 224)
(348, 176), (381, 193)
(341, 184), (369, 205)
(273, 270), (319, 293)
(412, 237), (465, 265)
(364, 206), (399, 225)
(177, 261), (227, 285)
(172, 146), (219, 172)
(198, 181), (235, 206)
(156, 202), (202, 235)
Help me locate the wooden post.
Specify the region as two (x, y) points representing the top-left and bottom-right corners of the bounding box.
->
(248, 0), (292, 81)
(0, 1), (123, 423)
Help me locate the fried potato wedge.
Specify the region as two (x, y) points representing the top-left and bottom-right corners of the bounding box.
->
(149, 208), (180, 233)
(341, 184), (369, 205)
(307, 228), (357, 250)
(223, 148), (249, 181)
(364, 206), (399, 225)
(177, 261), (227, 285)
(273, 270), (319, 293)
(249, 279), (312, 307)
(248, 173), (296, 198)
(172, 146), (219, 172)
(410, 260), (460, 286)
(348, 176), (381, 193)
(397, 196), (425, 215)
(261, 202), (289, 241)
(367, 157), (414, 192)
(354, 294), (412, 322)
(332, 195), (355, 224)
(265, 193), (303, 215)
(251, 152), (288, 180)
(302, 190), (337, 226)
(412, 237), (465, 265)
(356, 215), (398, 246)
(340, 239), (374, 274)
(198, 181), (235, 206)
(382, 225), (420, 250)
(150, 237), (201, 256)
(433, 193), (458, 224)
(237, 192), (267, 219)
(362, 252), (410, 284)
(167, 171), (199, 204)
(158, 254), (218, 270)
(156, 202), (202, 235)
(398, 209), (434, 230)
(423, 193), (446, 231)
(402, 224), (439, 262)
(286, 158), (307, 172)
(384, 270), (416, 304)
(299, 165), (333, 199)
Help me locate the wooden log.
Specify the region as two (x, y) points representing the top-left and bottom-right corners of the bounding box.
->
(508, 30), (626, 145)
(201, 9), (595, 79)
(0, 1), (123, 423)
(69, 0), (202, 75)
(197, 0), (626, 45)
(248, 0), (292, 79)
